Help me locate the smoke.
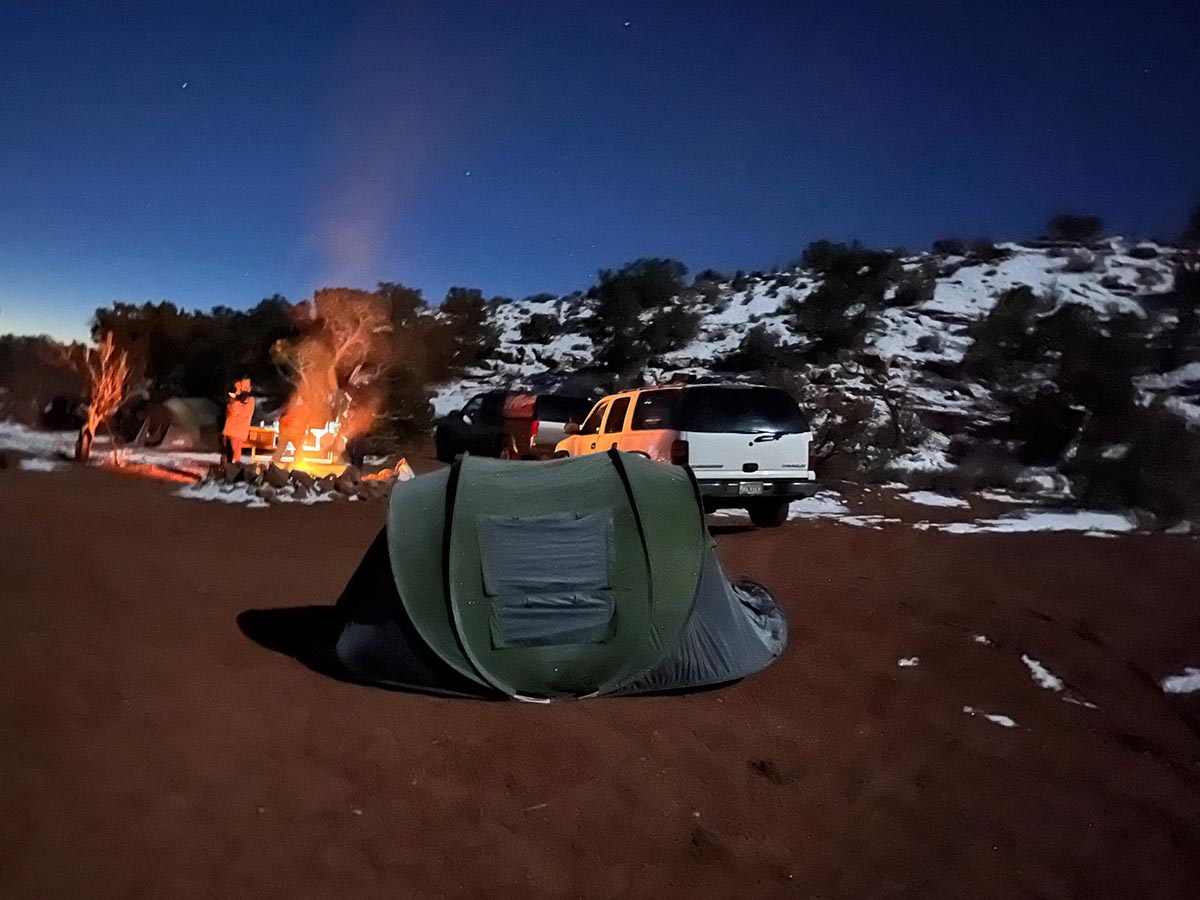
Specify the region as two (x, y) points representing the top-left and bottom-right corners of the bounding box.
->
(305, 8), (444, 286)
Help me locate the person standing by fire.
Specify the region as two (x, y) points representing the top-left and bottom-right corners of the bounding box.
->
(222, 377), (255, 464)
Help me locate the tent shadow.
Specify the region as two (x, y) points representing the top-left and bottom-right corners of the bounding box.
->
(236, 606), (353, 683)
(236, 606), (502, 700)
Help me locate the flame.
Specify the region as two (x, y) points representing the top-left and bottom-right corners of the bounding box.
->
(361, 458), (413, 482)
(269, 288), (392, 469)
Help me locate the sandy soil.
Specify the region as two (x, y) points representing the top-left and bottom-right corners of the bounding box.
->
(1, 464), (1199, 899)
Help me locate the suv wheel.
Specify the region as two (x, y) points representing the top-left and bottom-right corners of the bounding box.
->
(749, 498), (789, 528)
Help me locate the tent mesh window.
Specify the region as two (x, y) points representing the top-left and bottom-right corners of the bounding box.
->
(476, 510), (616, 648)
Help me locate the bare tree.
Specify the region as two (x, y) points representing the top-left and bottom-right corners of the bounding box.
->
(66, 332), (132, 462)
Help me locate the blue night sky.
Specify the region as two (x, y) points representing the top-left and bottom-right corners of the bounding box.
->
(1, 0), (1196, 341)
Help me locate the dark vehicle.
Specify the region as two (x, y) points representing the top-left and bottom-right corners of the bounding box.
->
(435, 392), (593, 462)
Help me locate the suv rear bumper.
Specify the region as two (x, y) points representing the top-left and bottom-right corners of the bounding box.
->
(694, 477), (818, 504)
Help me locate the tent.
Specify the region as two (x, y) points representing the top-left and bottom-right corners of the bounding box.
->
(134, 398), (221, 451)
(335, 450), (788, 700)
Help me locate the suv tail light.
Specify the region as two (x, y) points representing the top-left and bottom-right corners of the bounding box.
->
(531, 419), (539, 437)
(670, 439), (689, 466)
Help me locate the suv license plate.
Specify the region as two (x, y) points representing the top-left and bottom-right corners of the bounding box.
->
(738, 482), (765, 496)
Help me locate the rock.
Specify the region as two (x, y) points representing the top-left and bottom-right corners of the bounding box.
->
(265, 463), (291, 489)
(334, 470), (361, 495)
(340, 464), (363, 485)
(256, 484), (278, 503)
(222, 462), (245, 484)
(292, 482), (310, 501)
(244, 463), (264, 485)
(361, 479), (388, 501)
(314, 475), (336, 494)
(290, 469), (316, 490)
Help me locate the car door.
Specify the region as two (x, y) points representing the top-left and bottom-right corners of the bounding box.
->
(442, 394), (483, 454)
(625, 388), (679, 460)
(599, 395), (631, 453)
(573, 399), (610, 455)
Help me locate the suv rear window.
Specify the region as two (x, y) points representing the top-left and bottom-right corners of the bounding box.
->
(680, 386), (808, 433)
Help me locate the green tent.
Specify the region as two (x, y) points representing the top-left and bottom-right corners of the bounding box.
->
(135, 397), (221, 451)
(335, 450), (787, 700)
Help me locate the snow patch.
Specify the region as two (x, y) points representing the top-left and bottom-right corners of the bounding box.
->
(916, 510), (1136, 535)
(972, 634), (992, 645)
(899, 490), (969, 509)
(177, 481), (269, 508)
(787, 491), (849, 519)
(897, 657), (919, 668)
(0, 422), (72, 457)
(1160, 667), (1200, 695)
(962, 706), (1018, 728)
(18, 457), (66, 472)
(839, 515), (901, 530)
(1021, 655), (1065, 692)
(175, 481), (336, 508)
(978, 490), (1028, 505)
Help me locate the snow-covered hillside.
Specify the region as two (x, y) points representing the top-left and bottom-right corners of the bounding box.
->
(433, 239), (1199, 512)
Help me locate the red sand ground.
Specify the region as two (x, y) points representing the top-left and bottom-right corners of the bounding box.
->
(1, 465), (1199, 899)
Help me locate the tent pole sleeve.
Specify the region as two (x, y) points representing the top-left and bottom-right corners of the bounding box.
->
(681, 462), (711, 543)
(440, 454), (484, 681)
(605, 449), (652, 566)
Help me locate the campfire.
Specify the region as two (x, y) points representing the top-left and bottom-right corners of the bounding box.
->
(196, 455), (414, 505)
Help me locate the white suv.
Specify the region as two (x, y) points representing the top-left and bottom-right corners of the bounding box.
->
(555, 384), (816, 526)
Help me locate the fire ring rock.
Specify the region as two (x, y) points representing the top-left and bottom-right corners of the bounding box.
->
(291, 470), (316, 491)
(222, 462), (245, 485)
(265, 463), (291, 489)
(335, 471), (361, 495)
(361, 480), (389, 501)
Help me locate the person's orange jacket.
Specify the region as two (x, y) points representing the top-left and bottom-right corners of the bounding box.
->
(223, 394), (255, 439)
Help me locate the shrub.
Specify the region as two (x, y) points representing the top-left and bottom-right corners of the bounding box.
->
(518, 313), (561, 345)
(891, 262), (938, 307)
(587, 258), (690, 371)
(785, 243), (900, 358)
(966, 239), (1011, 264)
(439, 287), (499, 371)
(931, 237), (967, 256)
(1181, 200), (1200, 247)
(1064, 401), (1200, 524)
(715, 325), (801, 373)
(961, 285), (1054, 381)
(913, 333), (944, 354)
(641, 304), (701, 355)
(1042, 213), (1105, 243)
(1135, 268), (1165, 290)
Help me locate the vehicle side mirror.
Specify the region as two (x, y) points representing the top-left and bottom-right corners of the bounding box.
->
(563, 422), (580, 435)
(460, 412), (473, 425)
